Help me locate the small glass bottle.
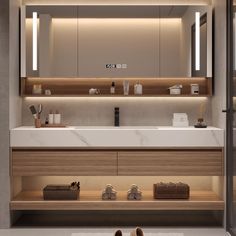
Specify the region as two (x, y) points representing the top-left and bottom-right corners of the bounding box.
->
(110, 81), (115, 94)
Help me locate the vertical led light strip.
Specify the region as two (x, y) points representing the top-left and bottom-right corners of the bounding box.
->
(195, 12), (200, 71)
(32, 12), (38, 71)
(234, 13), (236, 70)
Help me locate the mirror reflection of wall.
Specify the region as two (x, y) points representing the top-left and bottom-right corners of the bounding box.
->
(23, 5), (212, 78)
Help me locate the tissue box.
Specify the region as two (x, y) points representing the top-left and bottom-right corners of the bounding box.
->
(43, 185), (80, 200)
(172, 113), (189, 127)
(153, 182), (190, 199)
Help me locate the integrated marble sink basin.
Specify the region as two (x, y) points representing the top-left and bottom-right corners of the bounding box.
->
(10, 126), (224, 148)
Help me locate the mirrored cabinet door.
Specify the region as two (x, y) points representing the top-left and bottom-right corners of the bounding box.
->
(77, 6), (159, 78)
(21, 5), (212, 78)
(159, 5), (212, 77)
(159, 7), (183, 77)
(23, 6), (78, 77)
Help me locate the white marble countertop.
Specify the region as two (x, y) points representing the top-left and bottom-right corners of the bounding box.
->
(10, 126), (224, 148)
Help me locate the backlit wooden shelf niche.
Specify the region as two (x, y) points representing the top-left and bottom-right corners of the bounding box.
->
(21, 77), (212, 97)
(11, 190), (223, 211)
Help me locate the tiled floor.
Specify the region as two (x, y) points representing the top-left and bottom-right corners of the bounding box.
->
(0, 228), (228, 236)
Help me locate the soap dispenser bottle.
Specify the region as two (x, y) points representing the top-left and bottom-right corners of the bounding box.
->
(114, 107), (120, 127)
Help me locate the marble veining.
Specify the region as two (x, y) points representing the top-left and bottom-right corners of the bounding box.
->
(134, 130), (150, 146)
(71, 129), (91, 146)
(10, 126), (224, 148)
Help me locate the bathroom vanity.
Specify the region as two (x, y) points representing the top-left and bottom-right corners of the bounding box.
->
(10, 126), (225, 226)
(7, 0), (225, 228)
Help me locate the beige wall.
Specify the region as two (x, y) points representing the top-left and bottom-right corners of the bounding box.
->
(9, 1), (23, 226)
(10, 0), (22, 129)
(0, 0), (22, 229)
(0, 0), (10, 228)
(22, 97), (212, 126)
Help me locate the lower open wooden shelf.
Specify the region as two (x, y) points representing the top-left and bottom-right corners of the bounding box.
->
(11, 190), (224, 211)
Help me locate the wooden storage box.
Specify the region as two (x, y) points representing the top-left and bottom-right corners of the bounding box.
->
(153, 182), (190, 199)
(43, 185), (79, 200)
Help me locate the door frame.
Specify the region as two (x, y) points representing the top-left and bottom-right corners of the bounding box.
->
(226, 0), (235, 234)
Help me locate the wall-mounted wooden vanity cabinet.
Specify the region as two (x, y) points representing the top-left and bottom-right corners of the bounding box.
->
(11, 148), (224, 177)
(117, 149), (224, 176)
(10, 148), (224, 215)
(21, 5), (212, 78)
(11, 150), (118, 176)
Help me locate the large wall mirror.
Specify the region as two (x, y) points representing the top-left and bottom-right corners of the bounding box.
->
(22, 5), (212, 78)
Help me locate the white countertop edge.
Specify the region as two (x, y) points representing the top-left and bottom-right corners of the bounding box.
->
(11, 126), (223, 131)
(10, 126), (225, 148)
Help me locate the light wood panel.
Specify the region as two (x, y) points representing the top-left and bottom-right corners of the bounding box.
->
(12, 150), (117, 176)
(10, 190), (224, 211)
(118, 150), (224, 176)
(12, 149), (223, 176)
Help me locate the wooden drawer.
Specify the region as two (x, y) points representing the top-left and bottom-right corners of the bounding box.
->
(117, 149), (224, 176)
(12, 150), (117, 176)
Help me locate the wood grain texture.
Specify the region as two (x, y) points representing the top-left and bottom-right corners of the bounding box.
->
(12, 150), (117, 176)
(117, 150), (224, 176)
(10, 190), (224, 211)
(12, 149), (223, 176)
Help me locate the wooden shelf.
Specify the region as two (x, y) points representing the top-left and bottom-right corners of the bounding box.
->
(23, 94), (210, 98)
(21, 77), (213, 97)
(11, 190), (224, 211)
